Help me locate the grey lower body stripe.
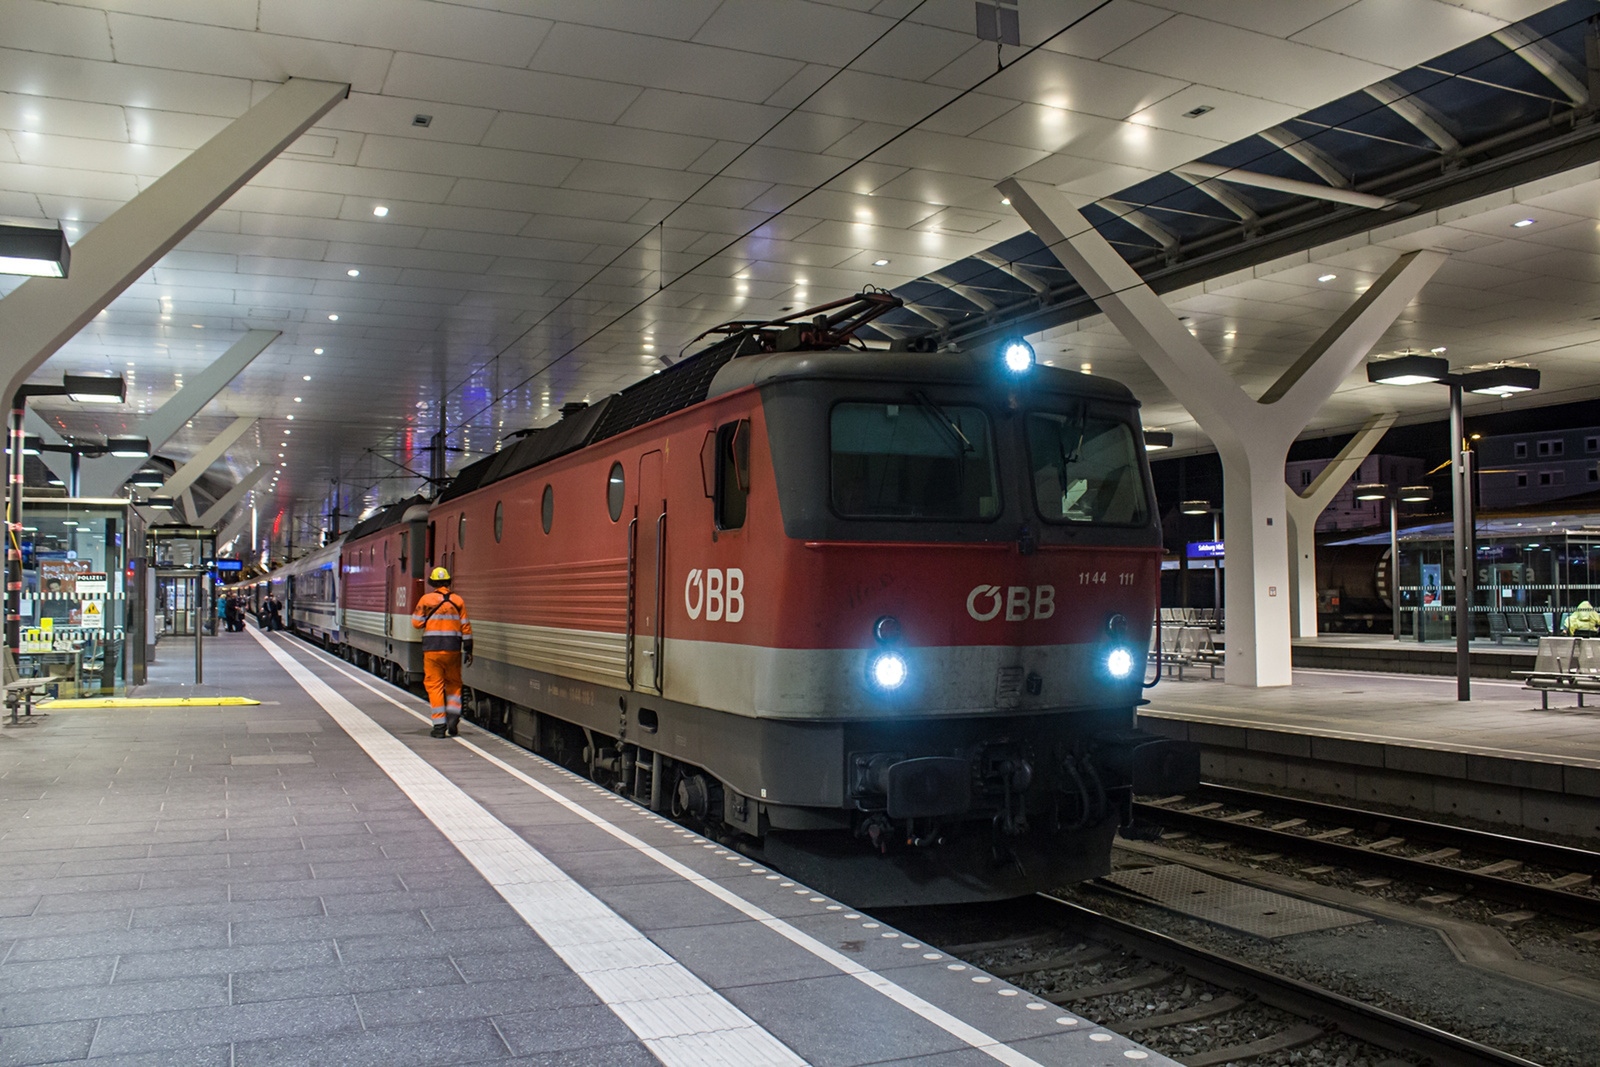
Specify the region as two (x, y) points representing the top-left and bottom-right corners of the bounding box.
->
(247, 627), (804, 1067)
(282, 636), (1057, 1067)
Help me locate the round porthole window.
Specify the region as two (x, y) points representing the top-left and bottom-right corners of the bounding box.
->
(494, 501), (504, 543)
(458, 513), (466, 548)
(541, 484), (554, 534)
(607, 462), (625, 522)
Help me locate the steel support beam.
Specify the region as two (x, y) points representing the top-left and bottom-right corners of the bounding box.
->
(82, 331), (277, 496)
(215, 509), (250, 554)
(1000, 177), (1445, 686)
(1365, 81), (1460, 153)
(1284, 412), (1397, 638)
(155, 416), (256, 502)
(0, 78), (345, 410)
(22, 411), (72, 488)
(198, 465), (268, 528)
(1494, 26), (1587, 105)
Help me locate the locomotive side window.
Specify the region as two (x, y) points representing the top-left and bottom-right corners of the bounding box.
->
(541, 484), (554, 534)
(607, 462), (625, 522)
(458, 513), (466, 548)
(494, 501), (503, 543)
(830, 401), (999, 520)
(399, 531), (408, 571)
(1026, 410), (1148, 526)
(715, 420), (749, 530)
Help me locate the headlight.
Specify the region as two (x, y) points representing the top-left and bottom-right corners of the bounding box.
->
(869, 651), (908, 691)
(1106, 647), (1134, 679)
(1001, 338), (1035, 374)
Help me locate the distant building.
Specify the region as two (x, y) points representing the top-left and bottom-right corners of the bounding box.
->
(1476, 425), (1600, 509)
(1283, 454), (1428, 532)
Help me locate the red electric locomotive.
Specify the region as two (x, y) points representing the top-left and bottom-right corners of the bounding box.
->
(417, 292), (1196, 905)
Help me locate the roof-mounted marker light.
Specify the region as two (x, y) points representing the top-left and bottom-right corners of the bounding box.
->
(1001, 338), (1035, 374)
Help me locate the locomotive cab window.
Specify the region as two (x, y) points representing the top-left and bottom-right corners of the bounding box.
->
(1026, 408), (1148, 525)
(830, 401), (999, 520)
(715, 420), (750, 530)
(541, 484), (554, 534)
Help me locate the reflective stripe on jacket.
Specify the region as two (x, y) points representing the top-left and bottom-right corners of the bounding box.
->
(411, 587), (471, 652)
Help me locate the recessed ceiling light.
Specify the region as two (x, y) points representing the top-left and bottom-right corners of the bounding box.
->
(294, 397), (302, 402)
(1000, 197), (1011, 206)
(312, 348), (323, 355)
(303, 375), (312, 381)
(873, 258), (890, 266)
(283, 429), (291, 434)
(1317, 273), (1337, 282)
(346, 268), (360, 277)
(372, 206), (389, 217)
(286, 414), (294, 420)
(191, 323), (203, 328)
(328, 314), (338, 321)
(1224, 331), (1237, 339)
(1513, 218), (1534, 228)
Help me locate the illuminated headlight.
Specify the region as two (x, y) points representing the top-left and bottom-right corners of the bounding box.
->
(869, 651), (908, 691)
(1001, 338), (1035, 374)
(1106, 648), (1134, 679)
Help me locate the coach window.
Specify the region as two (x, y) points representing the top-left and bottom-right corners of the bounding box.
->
(494, 501), (504, 543)
(542, 484), (554, 534)
(715, 420), (750, 530)
(607, 462), (625, 522)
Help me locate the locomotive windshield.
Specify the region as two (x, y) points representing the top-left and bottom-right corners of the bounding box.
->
(830, 401), (1000, 520)
(1026, 409), (1148, 525)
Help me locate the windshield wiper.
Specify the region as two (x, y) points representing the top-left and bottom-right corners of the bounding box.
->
(910, 389), (973, 456)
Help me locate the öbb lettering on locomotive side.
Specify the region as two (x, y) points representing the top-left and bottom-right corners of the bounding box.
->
(239, 293), (1199, 906)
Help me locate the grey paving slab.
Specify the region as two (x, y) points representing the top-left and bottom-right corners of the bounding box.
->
(88, 997), (364, 1058)
(0, 955), (117, 994)
(721, 973), (969, 1067)
(354, 974), (599, 1028)
(0, 974), (229, 1027)
(110, 941), (340, 982)
(233, 1018), (512, 1067)
(6, 922), (229, 963)
(232, 955), (464, 1003)
(33, 1045), (232, 1067)
(493, 1004), (638, 1057)
(0, 1018), (96, 1066)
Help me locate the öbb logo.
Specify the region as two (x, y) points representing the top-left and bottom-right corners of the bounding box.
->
(966, 584), (1056, 622)
(685, 568), (745, 622)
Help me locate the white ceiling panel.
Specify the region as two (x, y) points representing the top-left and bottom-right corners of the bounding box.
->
(1137, 1), (1361, 39)
(379, 53), (643, 124)
(982, 48), (1187, 119)
(1289, 0), (1503, 68)
(615, 90), (787, 143)
(529, 23), (803, 104)
(801, 70), (962, 126)
(1103, 16), (1398, 108)
(104, 13), (395, 94)
(1044, 1), (1176, 60)
(259, 0), (552, 67)
(692, 0), (892, 63)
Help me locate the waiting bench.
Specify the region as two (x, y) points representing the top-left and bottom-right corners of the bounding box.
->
(1516, 637), (1600, 708)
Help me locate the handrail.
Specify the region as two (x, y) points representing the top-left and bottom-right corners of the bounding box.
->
(624, 516), (637, 689)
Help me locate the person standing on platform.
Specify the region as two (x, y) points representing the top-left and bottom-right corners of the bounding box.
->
(412, 566), (473, 738)
(1566, 600), (1600, 637)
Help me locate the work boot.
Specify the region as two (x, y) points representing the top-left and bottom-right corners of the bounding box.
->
(447, 720), (459, 737)
(429, 725), (447, 738)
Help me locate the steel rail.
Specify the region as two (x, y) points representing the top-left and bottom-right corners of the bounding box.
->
(1133, 796), (1600, 926)
(1190, 783), (1600, 876)
(1038, 893), (1544, 1067)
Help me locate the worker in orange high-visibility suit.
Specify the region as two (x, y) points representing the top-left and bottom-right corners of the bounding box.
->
(412, 567), (473, 738)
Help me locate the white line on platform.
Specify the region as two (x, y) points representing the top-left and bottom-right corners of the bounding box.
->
(246, 627), (805, 1067)
(281, 636), (1062, 1067)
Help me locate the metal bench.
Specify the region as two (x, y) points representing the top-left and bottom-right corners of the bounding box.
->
(1516, 637), (1585, 708)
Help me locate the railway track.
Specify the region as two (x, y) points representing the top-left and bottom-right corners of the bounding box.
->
(1026, 893), (1545, 1067)
(1133, 784), (1600, 927)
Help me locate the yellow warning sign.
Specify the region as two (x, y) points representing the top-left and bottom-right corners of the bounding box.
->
(81, 599), (104, 630)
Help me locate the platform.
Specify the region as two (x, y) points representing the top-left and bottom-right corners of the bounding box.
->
(1139, 667), (1600, 840)
(0, 629), (1173, 1067)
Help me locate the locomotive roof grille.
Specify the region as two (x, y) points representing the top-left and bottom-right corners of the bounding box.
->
(343, 492), (429, 541)
(437, 291), (910, 496)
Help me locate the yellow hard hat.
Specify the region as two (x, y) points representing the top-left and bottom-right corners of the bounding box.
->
(430, 566), (451, 582)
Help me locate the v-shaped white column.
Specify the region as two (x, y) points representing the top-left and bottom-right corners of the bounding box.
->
(1001, 178), (1445, 686)
(1285, 412), (1397, 638)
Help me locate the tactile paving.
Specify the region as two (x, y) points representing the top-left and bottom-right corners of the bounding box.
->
(1104, 864), (1369, 938)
